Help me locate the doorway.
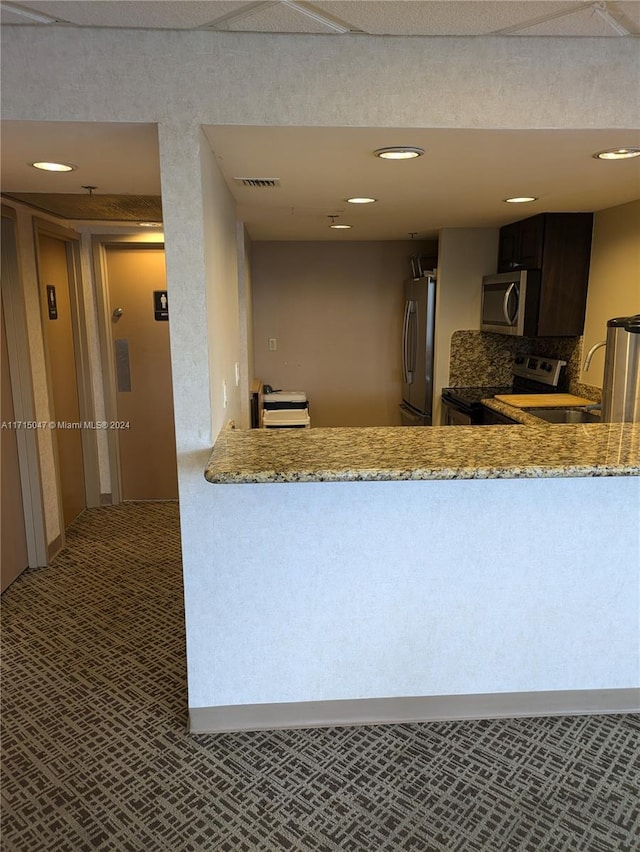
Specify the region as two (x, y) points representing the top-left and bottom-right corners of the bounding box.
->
(37, 231), (88, 528)
(1, 290), (29, 591)
(99, 243), (178, 501)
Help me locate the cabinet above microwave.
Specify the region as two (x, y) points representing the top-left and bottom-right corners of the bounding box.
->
(497, 212), (593, 337)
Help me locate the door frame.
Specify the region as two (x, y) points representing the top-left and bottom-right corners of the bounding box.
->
(92, 235), (166, 505)
(1, 207), (48, 568)
(34, 218), (101, 536)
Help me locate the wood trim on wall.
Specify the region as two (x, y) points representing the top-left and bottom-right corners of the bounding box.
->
(34, 218), (101, 512)
(1, 207), (49, 568)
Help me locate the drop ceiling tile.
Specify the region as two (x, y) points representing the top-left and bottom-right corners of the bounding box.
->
(0, 6), (42, 24)
(0, 1), (250, 29)
(4, 0), (637, 35)
(610, 0), (640, 32)
(511, 3), (634, 34)
(314, 1), (588, 36)
(215, 2), (340, 33)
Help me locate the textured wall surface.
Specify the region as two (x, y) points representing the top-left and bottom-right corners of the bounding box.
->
(3, 25), (638, 717)
(2, 29), (639, 129)
(190, 476), (639, 709)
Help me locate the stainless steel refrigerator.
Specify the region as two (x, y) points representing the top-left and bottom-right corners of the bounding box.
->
(400, 273), (437, 426)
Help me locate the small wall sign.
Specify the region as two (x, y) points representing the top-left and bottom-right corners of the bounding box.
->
(46, 285), (58, 320)
(154, 290), (169, 321)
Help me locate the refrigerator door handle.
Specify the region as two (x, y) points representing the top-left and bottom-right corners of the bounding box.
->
(403, 300), (417, 383)
(402, 299), (414, 383)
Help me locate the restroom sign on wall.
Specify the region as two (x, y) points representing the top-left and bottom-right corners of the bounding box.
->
(46, 284), (58, 319)
(153, 290), (169, 321)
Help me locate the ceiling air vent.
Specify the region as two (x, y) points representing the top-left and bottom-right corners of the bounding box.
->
(233, 177), (281, 188)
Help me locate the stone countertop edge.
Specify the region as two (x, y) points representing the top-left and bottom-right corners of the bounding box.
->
(205, 421), (640, 485)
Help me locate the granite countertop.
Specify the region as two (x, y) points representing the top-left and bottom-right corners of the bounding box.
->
(205, 420), (640, 485)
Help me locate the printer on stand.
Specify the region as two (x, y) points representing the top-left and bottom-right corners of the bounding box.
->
(262, 390), (310, 429)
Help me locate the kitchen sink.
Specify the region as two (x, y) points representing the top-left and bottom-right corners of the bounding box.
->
(526, 408), (601, 424)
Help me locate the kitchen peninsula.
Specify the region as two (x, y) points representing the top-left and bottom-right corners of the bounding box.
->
(205, 420), (639, 484)
(195, 421), (639, 734)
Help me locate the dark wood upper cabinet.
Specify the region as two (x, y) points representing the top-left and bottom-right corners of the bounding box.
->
(497, 212), (593, 336)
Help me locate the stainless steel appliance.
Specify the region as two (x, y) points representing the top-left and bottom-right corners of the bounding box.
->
(400, 273), (436, 426)
(585, 315), (640, 422)
(441, 355), (567, 425)
(481, 270), (541, 336)
(441, 386), (512, 425)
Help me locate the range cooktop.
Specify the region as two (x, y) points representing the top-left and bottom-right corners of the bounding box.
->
(442, 356), (569, 414)
(442, 385), (513, 411)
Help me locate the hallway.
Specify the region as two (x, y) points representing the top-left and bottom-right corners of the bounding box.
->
(1, 503), (638, 851)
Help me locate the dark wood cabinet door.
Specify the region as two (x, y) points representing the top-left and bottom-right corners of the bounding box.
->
(497, 222), (519, 272)
(536, 213), (593, 336)
(516, 214), (545, 268)
(496, 212), (593, 336)
(498, 215), (544, 271)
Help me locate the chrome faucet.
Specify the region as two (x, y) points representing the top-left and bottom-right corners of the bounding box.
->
(583, 339), (606, 371)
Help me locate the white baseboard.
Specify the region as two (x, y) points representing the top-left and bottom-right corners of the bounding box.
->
(189, 688), (640, 734)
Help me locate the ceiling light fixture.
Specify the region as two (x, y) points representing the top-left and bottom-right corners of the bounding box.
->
(593, 147), (640, 160)
(30, 161), (77, 172)
(346, 197), (377, 204)
(138, 222), (163, 228)
(504, 196), (538, 203)
(374, 147), (424, 160)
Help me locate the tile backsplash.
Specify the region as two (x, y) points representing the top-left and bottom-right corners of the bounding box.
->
(448, 330), (601, 402)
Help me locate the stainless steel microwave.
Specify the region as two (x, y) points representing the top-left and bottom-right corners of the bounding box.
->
(481, 270), (541, 336)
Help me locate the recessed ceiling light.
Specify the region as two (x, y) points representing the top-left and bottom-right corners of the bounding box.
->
(346, 197), (377, 204)
(138, 222), (163, 227)
(504, 196), (538, 203)
(30, 161), (78, 172)
(593, 147), (640, 160)
(374, 147), (424, 160)
(330, 223), (352, 229)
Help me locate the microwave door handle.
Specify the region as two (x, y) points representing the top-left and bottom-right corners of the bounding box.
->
(502, 282), (519, 324)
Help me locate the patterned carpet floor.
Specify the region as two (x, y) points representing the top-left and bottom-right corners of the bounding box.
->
(1, 502), (639, 851)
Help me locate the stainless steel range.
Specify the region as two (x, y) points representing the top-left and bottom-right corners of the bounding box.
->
(441, 355), (567, 425)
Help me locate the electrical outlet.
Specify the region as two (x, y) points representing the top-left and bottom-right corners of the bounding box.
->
(268, 338), (277, 351)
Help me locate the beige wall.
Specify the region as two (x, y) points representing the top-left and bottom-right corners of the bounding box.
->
(581, 200), (640, 386)
(252, 241), (432, 426)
